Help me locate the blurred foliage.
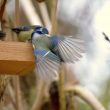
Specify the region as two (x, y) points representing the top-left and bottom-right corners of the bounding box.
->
(100, 79), (110, 109)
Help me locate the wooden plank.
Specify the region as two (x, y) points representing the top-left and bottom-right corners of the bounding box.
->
(0, 41), (35, 75)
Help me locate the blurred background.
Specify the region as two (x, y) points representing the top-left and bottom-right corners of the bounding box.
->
(0, 0), (110, 110)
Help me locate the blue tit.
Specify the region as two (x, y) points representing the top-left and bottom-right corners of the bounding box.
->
(12, 25), (38, 42)
(31, 26), (85, 80)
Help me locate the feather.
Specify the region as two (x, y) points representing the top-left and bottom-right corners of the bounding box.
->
(34, 48), (60, 80)
(65, 37), (85, 52)
(50, 36), (85, 62)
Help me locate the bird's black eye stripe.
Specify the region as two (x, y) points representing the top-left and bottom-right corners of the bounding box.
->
(102, 32), (110, 42)
(35, 26), (42, 31)
(37, 31), (43, 34)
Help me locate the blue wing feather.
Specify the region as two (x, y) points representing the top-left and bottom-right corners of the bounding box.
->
(34, 48), (60, 81)
(50, 36), (85, 63)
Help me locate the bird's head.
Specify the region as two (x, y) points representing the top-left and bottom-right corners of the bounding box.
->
(31, 26), (49, 40)
(12, 25), (38, 34)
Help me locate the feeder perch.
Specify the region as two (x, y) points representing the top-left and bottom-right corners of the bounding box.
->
(0, 41), (35, 75)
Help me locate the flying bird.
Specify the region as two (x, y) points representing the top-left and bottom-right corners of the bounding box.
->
(12, 25), (85, 81)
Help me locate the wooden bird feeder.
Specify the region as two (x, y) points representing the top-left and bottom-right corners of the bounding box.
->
(0, 0), (36, 75)
(0, 41), (35, 75)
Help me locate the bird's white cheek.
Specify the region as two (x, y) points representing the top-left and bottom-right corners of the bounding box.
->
(33, 33), (40, 40)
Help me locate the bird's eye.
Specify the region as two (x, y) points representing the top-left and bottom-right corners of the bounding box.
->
(102, 32), (110, 42)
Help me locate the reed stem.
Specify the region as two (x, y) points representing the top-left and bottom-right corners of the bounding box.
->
(58, 64), (66, 110)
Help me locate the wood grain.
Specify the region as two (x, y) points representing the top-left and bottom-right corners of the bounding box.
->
(0, 41), (35, 75)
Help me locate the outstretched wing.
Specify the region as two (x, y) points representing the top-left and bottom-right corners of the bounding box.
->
(50, 36), (85, 63)
(34, 48), (60, 81)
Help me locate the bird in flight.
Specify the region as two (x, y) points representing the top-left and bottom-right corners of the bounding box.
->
(12, 25), (85, 81)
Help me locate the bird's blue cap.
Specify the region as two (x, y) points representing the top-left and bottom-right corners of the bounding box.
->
(34, 26), (49, 34)
(31, 26), (49, 39)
